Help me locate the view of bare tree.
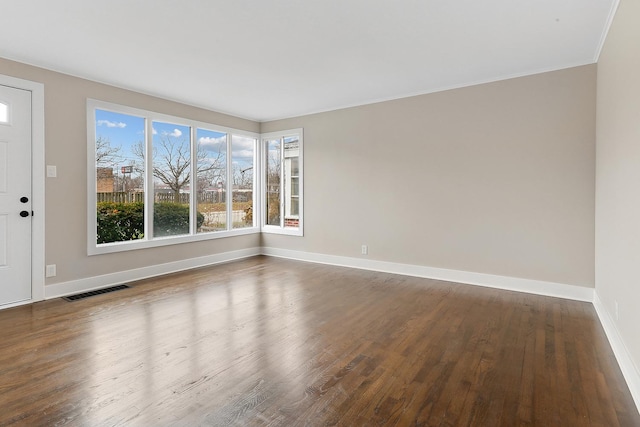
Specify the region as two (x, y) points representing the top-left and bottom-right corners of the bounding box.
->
(233, 164), (253, 188)
(95, 136), (121, 166)
(133, 135), (225, 203)
(266, 144), (281, 225)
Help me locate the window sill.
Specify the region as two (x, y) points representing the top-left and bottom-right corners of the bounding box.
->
(261, 226), (303, 237)
(88, 226), (260, 256)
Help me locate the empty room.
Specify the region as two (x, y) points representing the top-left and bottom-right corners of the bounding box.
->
(0, 0), (639, 425)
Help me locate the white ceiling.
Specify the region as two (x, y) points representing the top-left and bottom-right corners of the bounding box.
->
(0, 0), (617, 122)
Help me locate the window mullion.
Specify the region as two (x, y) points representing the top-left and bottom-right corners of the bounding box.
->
(190, 126), (197, 234)
(253, 137), (259, 228)
(298, 138), (303, 232)
(280, 137), (285, 228)
(145, 117), (154, 240)
(226, 134), (232, 230)
(261, 138), (266, 230)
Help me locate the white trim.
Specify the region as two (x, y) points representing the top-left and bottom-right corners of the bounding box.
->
(89, 227), (259, 255)
(225, 132), (232, 231)
(145, 115), (154, 238)
(0, 74), (45, 305)
(593, 293), (640, 412)
(46, 246), (596, 303)
(0, 298), (36, 310)
(260, 247), (595, 302)
(44, 247), (261, 299)
(261, 225), (304, 236)
(593, 0), (620, 62)
(88, 99), (260, 140)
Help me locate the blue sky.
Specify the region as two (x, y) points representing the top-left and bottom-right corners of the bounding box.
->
(95, 109), (255, 181)
(95, 109), (144, 165)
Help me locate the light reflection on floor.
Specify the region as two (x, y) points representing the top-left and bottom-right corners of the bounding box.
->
(85, 265), (311, 424)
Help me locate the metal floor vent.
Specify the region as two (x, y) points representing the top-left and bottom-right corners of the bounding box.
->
(63, 284), (131, 301)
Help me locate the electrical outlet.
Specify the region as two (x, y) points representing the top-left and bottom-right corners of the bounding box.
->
(47, 165), (57, 178)
(361, 245), (368, 255)
(46, 264), (57, 277)
(615, 300), (619, 321)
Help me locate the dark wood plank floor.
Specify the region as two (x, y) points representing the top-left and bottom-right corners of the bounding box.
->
(0, 256), (638, 426)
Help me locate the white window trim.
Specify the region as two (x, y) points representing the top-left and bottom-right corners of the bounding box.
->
(87, 99), (260, 255)
(260, 129), (304, 236)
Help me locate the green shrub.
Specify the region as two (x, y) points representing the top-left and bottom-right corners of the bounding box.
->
(97, 202), (144, 244)
(154, 202), (204, 237)
(96, 202), (204, 243)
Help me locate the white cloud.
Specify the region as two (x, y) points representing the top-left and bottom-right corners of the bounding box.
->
(197, 135), (254, 163)
(229, 136), (255, 162)
(198, 135), (226, 149)
(170, 129), (182, 138)
(152, 127), (158, 135)
(231, 137), (255, 149)
(232, 149), (254, 161)
(97, 119), (126, 128)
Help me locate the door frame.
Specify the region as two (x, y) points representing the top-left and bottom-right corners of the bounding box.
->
(0, 74), (45, 307)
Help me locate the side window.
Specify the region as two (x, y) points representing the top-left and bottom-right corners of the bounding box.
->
(261, 129), (303, 235)
(283, 136), (300, 228)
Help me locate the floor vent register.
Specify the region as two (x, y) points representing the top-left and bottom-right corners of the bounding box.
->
(62, 284), (131, 301)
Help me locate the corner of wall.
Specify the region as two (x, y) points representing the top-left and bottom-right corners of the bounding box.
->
(593, 291), (640, 411)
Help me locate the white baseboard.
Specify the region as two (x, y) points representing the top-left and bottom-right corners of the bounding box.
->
(260, 247), (595, 302)
(593, 293), (640, 412)
(45, 246), (594, 302)
(44, 247), (261, 299)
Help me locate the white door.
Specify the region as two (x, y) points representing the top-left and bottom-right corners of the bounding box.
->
(0, 84), (32, 305)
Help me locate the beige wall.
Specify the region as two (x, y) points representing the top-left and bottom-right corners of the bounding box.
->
(596, 0), (640, 381)
(0, 57), (261, 285)
(0, 56), (597, 290)
(263, 65), (596, 287)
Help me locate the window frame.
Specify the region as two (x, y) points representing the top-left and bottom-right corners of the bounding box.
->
(260, 129), (304, 236)
(87, 99), (260, 255)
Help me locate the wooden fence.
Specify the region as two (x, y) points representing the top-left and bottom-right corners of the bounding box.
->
(97, 192), (145, 203)
(97, 191), (252, 204)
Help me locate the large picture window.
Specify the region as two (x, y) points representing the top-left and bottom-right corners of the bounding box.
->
(88, 100), (258, 254)
(261, 129), (303, 235)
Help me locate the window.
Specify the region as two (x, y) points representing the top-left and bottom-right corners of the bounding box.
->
(152, 120), (192, 238)
(94, 109), (146, 244)
(88, 100), (258, 254)
(261, 129), (303, 235)
(0, 101), (8, 124)
(231, 135), (255, 229)
(196, 128), (227, 233)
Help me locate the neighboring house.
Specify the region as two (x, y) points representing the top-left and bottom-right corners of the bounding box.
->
(284, 140), (300, 227)
(96, 167), (114, 193)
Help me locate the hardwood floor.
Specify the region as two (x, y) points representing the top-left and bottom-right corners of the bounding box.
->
(0, 256), (638, 426)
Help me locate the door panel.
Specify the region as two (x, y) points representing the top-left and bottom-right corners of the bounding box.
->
(0, 85), (32, 306)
